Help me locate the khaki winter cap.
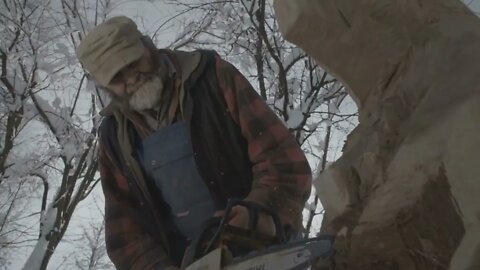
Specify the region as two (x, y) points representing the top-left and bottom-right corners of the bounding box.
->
(76, 16), (144, 86)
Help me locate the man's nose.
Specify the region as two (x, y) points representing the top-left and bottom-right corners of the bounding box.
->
(122, 68), (139, 85)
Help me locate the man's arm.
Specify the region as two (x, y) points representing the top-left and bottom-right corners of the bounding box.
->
(99, 143), (176, 270)
(214, 56), (312, 231)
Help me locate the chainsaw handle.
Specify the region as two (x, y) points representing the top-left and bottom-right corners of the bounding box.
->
(183, 199), (287, 268)
(222, 199), (286, 242)
(203, 199), (286, 254)
(181, 216), (223, 269)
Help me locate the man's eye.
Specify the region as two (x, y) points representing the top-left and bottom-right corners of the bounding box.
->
(110, 73), (122, 84)
(127, 59), (140, 69)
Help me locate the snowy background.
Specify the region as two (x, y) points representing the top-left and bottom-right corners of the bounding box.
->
(1, 0), (479, 269)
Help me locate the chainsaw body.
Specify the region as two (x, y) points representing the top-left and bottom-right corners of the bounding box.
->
(182, 199), (334, 270)
(186, 237), (333, 270)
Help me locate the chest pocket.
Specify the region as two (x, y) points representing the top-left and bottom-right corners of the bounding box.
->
(142, 121), (215, 240)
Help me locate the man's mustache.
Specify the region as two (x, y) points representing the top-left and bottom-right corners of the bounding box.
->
(126, 73), (156, 94)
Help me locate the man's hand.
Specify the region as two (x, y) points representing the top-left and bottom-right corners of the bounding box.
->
(215, 205), (276, 236)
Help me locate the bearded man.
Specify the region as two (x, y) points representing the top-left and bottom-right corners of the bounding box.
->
(76, 16), (312, 270)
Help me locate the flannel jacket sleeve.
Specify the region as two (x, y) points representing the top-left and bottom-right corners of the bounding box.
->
(215, 56), (312, 229)
(99, 142), (175, 270)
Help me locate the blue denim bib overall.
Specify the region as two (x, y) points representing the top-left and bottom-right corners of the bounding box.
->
(141, 121), (216, 242)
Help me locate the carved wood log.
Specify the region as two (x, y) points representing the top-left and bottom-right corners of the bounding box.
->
(273, 1), (480, 269)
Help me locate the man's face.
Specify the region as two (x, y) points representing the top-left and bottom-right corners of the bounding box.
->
(105, 45), (164, 111)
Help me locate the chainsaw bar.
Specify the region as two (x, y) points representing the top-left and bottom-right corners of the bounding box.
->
(185, 236), (334, 270)
(224, 236), (333, 270)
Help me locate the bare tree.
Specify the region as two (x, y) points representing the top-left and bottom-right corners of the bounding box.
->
(0, 0), (56, 265)
(163, 0), (356, 147)
(0, 178), (38, 270)
(0, 0), (113, 268)
(77, 221), (110, 270)
(65, 220), (113, 270)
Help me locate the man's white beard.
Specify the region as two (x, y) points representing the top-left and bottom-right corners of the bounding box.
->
(127, 75), (164, 111)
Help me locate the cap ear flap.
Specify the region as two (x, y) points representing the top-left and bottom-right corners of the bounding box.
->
(140, 35), (157, 51)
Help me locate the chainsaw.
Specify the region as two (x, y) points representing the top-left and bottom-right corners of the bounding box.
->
(182, 199), (334, 270)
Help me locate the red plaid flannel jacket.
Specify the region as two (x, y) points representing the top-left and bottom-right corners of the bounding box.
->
(98, 54), (312, 269)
